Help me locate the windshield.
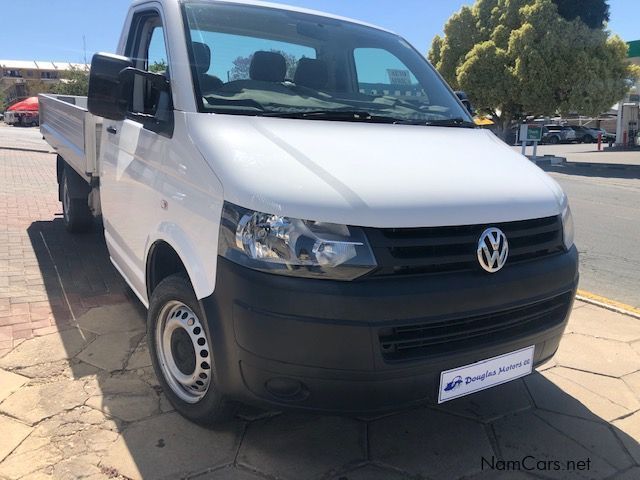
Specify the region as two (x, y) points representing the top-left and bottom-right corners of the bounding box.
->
(182, 2), (472, 124)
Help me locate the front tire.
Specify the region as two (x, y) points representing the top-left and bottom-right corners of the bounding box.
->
(61, 169), (93, 233)
(148, 274), (234, 426)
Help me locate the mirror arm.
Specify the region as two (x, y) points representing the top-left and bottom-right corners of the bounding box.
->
(119, 67), (170, 91)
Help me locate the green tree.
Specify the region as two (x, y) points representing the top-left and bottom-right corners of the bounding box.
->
(229, 55), (252, 81)
(553, 0), (609, 29)
(428, 0), (639, 135)
(51, 66), (89, 96)
(25, 79), (55, 98)
(149, 60), (168, 73)
(229, 50), (302, 81)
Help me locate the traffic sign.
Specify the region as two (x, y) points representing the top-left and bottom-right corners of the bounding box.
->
(520, 124), (543, 142)
(526, 126), (543, 141)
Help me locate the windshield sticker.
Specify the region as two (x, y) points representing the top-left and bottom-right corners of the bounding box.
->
(387, 69), (412, 85)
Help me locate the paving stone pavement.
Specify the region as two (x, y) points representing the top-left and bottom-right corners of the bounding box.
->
(0, 124), (52, 153)
(0, 148), (134, 357)
(0, 150), (639, 479)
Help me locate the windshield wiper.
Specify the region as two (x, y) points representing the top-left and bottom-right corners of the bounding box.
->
(260, 110), (477, 127)
(424, 118), (476, 128)
(260, 110), (420, 124)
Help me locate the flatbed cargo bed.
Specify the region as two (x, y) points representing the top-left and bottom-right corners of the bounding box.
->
(39, 94), (102, 182)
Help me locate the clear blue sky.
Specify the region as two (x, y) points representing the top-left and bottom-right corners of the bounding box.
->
(0, 0), (637, 63)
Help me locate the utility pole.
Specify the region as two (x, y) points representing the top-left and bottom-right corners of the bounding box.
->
(83, 35), (88, 66)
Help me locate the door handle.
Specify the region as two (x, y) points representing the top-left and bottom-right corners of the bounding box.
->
(106, 126), (118, 135)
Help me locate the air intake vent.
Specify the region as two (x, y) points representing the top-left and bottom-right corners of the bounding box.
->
(379, 292), (572, 362)
(365, 216), (563, 276)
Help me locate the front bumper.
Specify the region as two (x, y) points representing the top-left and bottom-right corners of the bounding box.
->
(201, 247), (578, 413)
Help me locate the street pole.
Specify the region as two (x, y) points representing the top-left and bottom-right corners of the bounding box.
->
(520, 124), (528, 156)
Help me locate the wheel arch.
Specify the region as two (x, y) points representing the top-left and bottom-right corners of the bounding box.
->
(145, 226), (217, 302)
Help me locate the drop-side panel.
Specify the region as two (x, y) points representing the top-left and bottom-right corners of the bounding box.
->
(39, 94), (101, 181)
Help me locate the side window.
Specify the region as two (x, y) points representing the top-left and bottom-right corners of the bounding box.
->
(354, 48), (427, 99)
(126, 13), (173, 130)
(147, 26), (168, 74)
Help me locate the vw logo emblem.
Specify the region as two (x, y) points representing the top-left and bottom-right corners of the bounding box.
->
(477, 228), (509, 273)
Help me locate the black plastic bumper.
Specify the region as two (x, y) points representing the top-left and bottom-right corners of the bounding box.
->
(200, 247), (578, 413)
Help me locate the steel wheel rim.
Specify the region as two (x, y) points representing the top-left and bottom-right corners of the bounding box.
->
(155, 301), (212, 403)
(63, 177), (71, 223)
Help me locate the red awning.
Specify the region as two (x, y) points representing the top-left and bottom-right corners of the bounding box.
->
(7, 96), (39, 112)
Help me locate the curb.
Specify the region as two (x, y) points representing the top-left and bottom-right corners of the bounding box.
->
(539, 158), (640, 171)
(561, 162), (640, 171)
(576, 290), (640, 320)
(0, 146), (55, 155)
(528, 155), (566, 166)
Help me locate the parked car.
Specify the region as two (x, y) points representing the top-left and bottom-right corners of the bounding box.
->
(3, 110), (39, 127)
(595, 128), (616, 144)
(543, 125), (577, 144)
(39, 0), (578, 426)
(571, 126), (602, 143)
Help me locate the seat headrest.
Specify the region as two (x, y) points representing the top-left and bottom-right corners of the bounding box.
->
(294, 58), (328, 90)
(250, 51), (286, 82)
(192, 42), (211, 74)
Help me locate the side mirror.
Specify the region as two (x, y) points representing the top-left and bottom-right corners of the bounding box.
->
(88, 53), (134, 121)
(455, 91), (475, 116)
(118, 67), (170, 92)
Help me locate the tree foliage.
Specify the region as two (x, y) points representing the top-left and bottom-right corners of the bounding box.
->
(25, 80), (55, 98)
(230, 50), (301, 81)
(553, 0), (609, 29)
(51, 67), (90, 96)
(428, 0), (639, 133)
(149, 60), (168, 73)
(229, 55), (253, 81)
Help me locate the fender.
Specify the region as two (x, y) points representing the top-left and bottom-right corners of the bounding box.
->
(145, 221), (220, 302)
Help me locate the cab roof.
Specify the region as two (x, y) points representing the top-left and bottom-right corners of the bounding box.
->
(131, 0), (396, 36)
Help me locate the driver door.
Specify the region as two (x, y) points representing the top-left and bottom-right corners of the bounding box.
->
(100, 8), (173, 300)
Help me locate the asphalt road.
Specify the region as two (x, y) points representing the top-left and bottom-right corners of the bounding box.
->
(2, 125), (640, 308)
(542, 157), (640, 309)
(516, 142), (640, 165)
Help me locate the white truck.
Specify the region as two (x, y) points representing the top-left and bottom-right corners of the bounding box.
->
(40, 0), (578, 426)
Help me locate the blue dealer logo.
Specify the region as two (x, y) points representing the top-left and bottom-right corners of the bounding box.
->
(444, 376), (463, 392)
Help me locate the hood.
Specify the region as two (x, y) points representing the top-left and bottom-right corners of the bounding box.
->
(186, 114), (565, 228)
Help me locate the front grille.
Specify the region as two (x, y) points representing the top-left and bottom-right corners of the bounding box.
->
(379, 292), (572, 362)
(364, 216), (563, 277)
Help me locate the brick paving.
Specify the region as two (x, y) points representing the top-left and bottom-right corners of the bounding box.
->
(0, 149), (132, 357)
(0, 145), (639, 479)
(0, 124), (53, 153)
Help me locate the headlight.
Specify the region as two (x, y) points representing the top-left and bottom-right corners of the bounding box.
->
(218, 202), (377, 280)
(561, 204), (574, 250)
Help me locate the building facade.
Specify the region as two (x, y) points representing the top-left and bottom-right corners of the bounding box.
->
(1, 60), (89, 106)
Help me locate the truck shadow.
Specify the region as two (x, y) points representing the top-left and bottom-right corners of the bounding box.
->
(542, 162), (640, 180)
(21, 218), (640, 480)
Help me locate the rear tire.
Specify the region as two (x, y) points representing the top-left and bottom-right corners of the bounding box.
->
(61, 169), (93, 233)
(548, 135), (560, 145)
(148, 274), (234, 427)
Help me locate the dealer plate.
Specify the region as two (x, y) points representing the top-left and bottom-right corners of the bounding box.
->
(438, 346), (534, 404)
